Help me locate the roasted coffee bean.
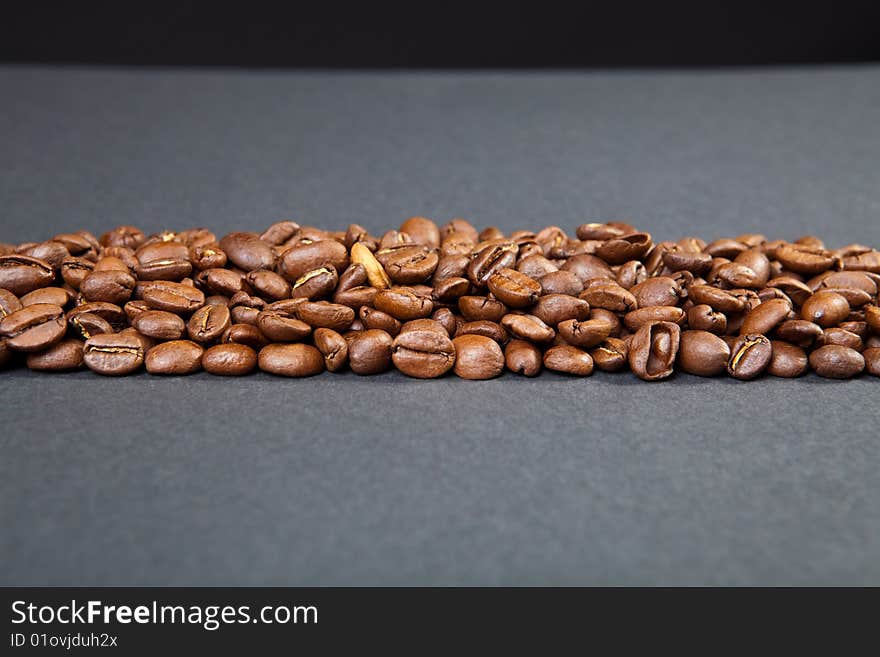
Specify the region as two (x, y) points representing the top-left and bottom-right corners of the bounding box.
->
(0, 303), (66, 352)
(259, 343), (324, 377)
(557, 318), (612, 348)
(190, 244), (227, 271)
(767, 341), (809, 378)
(376, 244), (438, 284)
(590, 338), (629, 372)
(456, 320), (507, 344)
(19, 286), (72, 308)
(431, 277), (471, 303)
(543, 345), (594, 376)
(801, 291), (850, 327)
(624, 306), (686, 332)
(391, 326), (456, 378)
(219, 232), (276, 272)
(678, 330), (730, 377)
(0, 288), (23, 319)
(348, 329), (394, 374)
(260, 221), (301, 246)
(0, 255), (55, 296)
(79, 269), (136, 304)
(517, 254), (558, 279)
(374, 287), (433, 321)
(145, 340), (204, 375)
(688, 285), (747, 313)
(536, 270), (582, 297)
(359, 306), (402, 336)
(279, 240), (349, 280)
(501, 313), (555, 343)
(486, 268), (541, 308)
(863, 347), (880, 376)
(775, 244), (836, 275)
(458, 295), (507, 322)
(452, 334), (504, 379)
(16, 242), (68, 272)
(808, 345), (864, 379)
(662, 247), (713, 274)
(531, 294), (590, 327)
(346, 243), (390, 289)
(83, 332), (145, 375)
(294, 301), (355, 331)
(774, 319), (823, 347)
(202, 343), (258, 376)
(196, 268), (246, 297)
(863, 305), (879, 334)
(187, 303), (231, 343)
(431, 307), (459, 337)
(291, 265), (339, 300)
(136, 242), (192, 281)
(727, 334), (772, 380)
(467, 242), (518, 286)
(140, 281), (205, 314)
(629, 321), (680, 381)
(400, 216), (441, 248)
(740, 298), (793, 336)
(100, 225), (145, 249)
(819, 327), (862, 350)
(68, 312), (113, 340)
(26, 339), (84, 371)
(630, 277), (682, 308)
(595, 232), (652, 265)
(133, 310), (186, 340)
(256, 309), (311, 342)
(504, 339), (542, 376)
(221, 323), (269, 350)
(60, 256), (94, 289)
(312, 328), (348, 372)
(579, 282), (637, 313)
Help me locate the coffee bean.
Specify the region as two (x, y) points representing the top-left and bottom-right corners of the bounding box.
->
(313, 328), (349, 372)
(26, 339), (84, 371)
(400, 217), (441, 249)
(256, 309), (311, 342)
(145, 340), (204, 375)
(136, 242), (192, 281)
(579, 282), (637, 313)
(79, 269), (136, 304)
(557, 318), (612, 348)
(590, 337), (629, 372)
(83, 332), (145, 375)
(801, 291), (850, 327)
(259, 343), (325, 377)
(374, 287), (433, 321)
(504, 339), (542, 376)
(819, 327), (863, 350)
(219, 232), (276, 272)
(221, 323), (269, 350)
(809, 345), (865, 379)
(19, 287), (73, 308)
(292, 265), (339, 300)
(348, 329), (394, 374)
(727, 334), (772, 380)
(775, 244), (836, 275)
(349, 242), (391, 289)
(202, 343), (258, 376)
(864, 306), (880, 334)
(189, 244), (227, 271)
(141, 281), (205, 314)
(452, 334), (504, 379)
(279, 240), (349, 280)
(294, 301), (356, 331)
(455, 320), (508, 344)
(501, 313), (555, 343)
(774, 319), (823, 347)
(133, 310), (186, 340)
(688, 285), (748, 313)
(187, 303), (232, 343)
(260, 221), (301, 246)
(375, 244), (439, 284)
(623, 306), (686, 332)
(630, 276), (682, 308)
(486, 268), (541, 308)
(629, 321), (680, 381)
(863, 347), (880, 376)
(531, 294), (590, 327)
(0, 254), (55, 296)
(431, 276), (471, 303)
(458, 295), (508, 322)
(0, 288), (23, 319)
(543, 345), (594, 376)
(0, 303), (66, 352)
(678, 330), (730, 377)
(391, 326), (456, 378)
(467, 241), (518, 286)
(767, 340), (808, 378)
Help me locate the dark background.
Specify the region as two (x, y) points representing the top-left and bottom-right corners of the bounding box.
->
(2, 4), (880, 68)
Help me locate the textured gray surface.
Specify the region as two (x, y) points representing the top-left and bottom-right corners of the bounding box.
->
(1, 65), (879, 585)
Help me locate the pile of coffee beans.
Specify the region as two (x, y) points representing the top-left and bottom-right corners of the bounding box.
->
(1, 219), (879, 380)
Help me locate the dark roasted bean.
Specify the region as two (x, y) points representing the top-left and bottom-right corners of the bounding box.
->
(83, 332), (145, 375)
(809, 345), (864, 379)
(452, 334), (504, 380)
(145, 340), (204, 375)
(258, 343), (324, 377)
(727, 334), (772, 380)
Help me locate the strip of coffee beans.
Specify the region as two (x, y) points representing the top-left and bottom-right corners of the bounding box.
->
(1, 219), (879, 380)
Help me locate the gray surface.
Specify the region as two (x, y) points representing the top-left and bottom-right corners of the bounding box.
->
(1, 65), (879, 586)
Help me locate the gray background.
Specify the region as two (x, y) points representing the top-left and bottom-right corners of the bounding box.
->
(1, 66), (878, 585)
